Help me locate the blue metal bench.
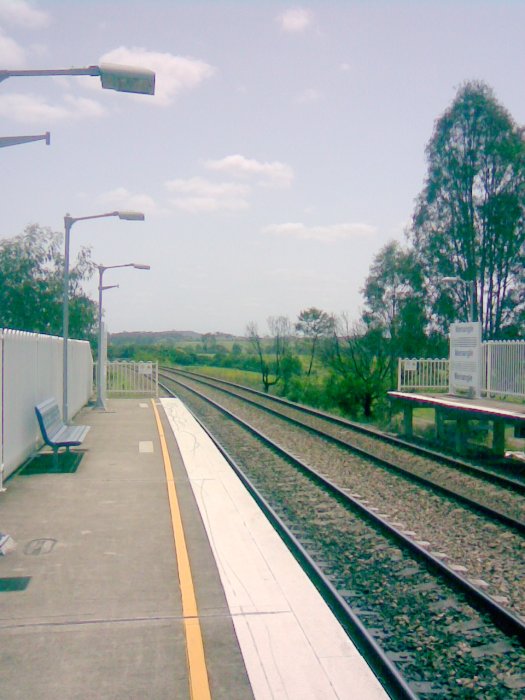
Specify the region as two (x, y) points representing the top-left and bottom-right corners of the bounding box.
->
(35, 398), (90, 467)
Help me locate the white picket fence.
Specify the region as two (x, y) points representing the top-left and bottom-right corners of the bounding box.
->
(397, 358), (449, 392)
(104, 361), (158, 397)
(398, 340), (525, 399)
(0, 329), (93, 479)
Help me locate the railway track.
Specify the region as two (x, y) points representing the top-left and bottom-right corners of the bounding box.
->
(162, 369), (525, 531)
(164, 368), (525, 495)
(159, 372), (525, 698)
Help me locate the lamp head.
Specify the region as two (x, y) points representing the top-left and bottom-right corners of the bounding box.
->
(133, 264), (150, 270)
(117, 211), (145, 221)
(99, 63), (155, 95)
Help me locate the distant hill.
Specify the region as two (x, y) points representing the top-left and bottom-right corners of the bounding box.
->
(109, 330), (241, 345)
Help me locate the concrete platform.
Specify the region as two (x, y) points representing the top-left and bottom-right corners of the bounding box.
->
(0, 398), (387, 699)
(161, 397), (387, 700)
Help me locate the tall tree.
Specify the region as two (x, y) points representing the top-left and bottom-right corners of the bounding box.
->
(246, 321), (277, 393)
(410, 81), (525, 338)
(246, 316), (296, 393)
(0, 224), (97, 340)
(324, 317), (391, 418)
(295, 307), (335, 376)
(361, 241), (428, 363)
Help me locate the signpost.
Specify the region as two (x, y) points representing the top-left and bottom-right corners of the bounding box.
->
(449, 322), (482, 398)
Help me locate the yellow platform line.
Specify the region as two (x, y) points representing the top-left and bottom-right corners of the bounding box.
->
(152, 399), (211, 700)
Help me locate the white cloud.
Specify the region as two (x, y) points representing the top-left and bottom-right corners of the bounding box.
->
(296, 88), (322, 104)
(0, 28), (24, 64)
(165, 176), (249, 213)
(277, 8), (313, 33)
(205, 154), (293, 188)
(63, 94), (106, 118)
(96, 187), (162, 217)
(0, 92), (106, 123)
(0, 0), (50, 29)
(262, 222), (377, 242)
(100, 47), (216, 106)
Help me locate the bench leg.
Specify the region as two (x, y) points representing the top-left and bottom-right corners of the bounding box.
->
(53, 447), (59, 470)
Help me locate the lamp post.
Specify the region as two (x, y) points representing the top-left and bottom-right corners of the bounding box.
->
(442, 276), (476, 323)
(1, 63), (154, 146)
(95, 262), (150, 410)
(0, 63), (155, 95)
(62, 211), (145, 423)
(0, 132), (50, 148)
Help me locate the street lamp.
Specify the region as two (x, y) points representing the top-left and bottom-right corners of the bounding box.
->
(442, 276), (476, 323)
(95, 262), (150, 410)
(0, 63), (155, 95)
(0, 132), (50, 148)
(0, 63), (154, 146)
(62, 211), (145, 422)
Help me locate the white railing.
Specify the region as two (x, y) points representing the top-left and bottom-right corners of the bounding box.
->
(1, 329), (93, 479)
(104, 361), (158, 397)
(397, 358), (449, 392)
(398, 339), (525, 399)
(483, 340), (525, 398)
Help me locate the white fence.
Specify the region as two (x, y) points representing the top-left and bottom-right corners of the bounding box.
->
(0, 329), (93, 479)
(483, 341), (525, 398)
(398, 340), (525, 399)
(104, 361), (158, 397)
(397, 358), (449, 392)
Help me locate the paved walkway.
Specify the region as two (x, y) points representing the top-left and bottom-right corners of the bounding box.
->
(0, 399), (250, 700)
(0, 398), (387, 699)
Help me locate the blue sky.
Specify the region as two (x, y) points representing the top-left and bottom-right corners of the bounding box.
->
(1, 0), (524, 335)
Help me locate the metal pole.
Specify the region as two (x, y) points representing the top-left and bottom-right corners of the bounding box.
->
(61, 213), (145, 420)
(95, 267), (105, 409)
(0, 132), (50, 148)
(62, 216), (73, 423)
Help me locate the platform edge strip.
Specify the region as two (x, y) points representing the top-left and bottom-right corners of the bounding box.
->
(151, 399), (211, 700)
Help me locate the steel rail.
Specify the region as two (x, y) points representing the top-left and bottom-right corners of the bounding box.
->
(160, 375), (525, 646)
(160, 369), (525, 535)
(165, 367), (525, 494)
(159, 380), (418, 700)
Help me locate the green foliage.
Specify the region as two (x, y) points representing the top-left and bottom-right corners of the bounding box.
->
(295, 307), (335, 376)
(0, 224), (97, 340)
(362, 241), (428, 357)
(246, 317), (297, 393)
(410, 81), (525, 338)
(323, 321), (392, 417)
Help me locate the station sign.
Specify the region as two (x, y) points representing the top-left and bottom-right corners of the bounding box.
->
(449, 322), (482, 398)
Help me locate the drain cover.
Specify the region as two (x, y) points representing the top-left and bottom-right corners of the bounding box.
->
(0, 577), (31, 592)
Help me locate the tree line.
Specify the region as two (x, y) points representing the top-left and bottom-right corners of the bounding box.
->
(1, 81), (523, 419)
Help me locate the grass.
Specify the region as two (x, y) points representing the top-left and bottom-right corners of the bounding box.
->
(184, 365), (264, 390)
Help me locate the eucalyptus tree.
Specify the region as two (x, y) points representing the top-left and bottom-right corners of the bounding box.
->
(295, 307), (335, 376)
(246, 321), (278, 393)
(246, 316), (297, 393)
(0, 224), (97, 340)
(410, 81), (525, 338)
(324, 316), (391, 418)
(361, 241), (428, 362)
